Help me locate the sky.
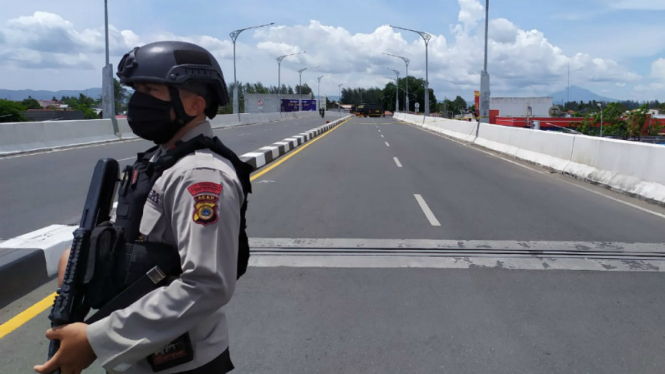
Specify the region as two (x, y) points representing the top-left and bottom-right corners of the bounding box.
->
(0, 0), (664, 102)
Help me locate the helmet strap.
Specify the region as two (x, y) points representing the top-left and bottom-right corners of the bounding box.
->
(168, 86), (196, 126)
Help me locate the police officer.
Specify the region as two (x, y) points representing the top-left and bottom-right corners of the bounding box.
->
(35, 41), (252, 374)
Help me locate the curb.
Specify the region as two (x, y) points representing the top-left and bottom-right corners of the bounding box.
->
(0, 115), (351, 306)
(239, 116), (349, 169)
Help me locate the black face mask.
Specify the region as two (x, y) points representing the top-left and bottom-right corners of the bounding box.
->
(127, 91), (190, 144)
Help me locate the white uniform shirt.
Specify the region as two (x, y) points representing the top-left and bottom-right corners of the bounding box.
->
(87, 122), (244, 373)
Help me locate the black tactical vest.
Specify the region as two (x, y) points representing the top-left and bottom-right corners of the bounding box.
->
(84, 134), (253, 311)
(119, 133), (253, 269)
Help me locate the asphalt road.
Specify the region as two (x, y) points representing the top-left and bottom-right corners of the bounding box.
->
(2, 115), (665, 373)
(3, 267), (665, 374)
(0, 112), (342, 239)
(247, 116), (665, 242)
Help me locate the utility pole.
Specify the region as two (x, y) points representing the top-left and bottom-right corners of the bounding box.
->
(277, 51), (305, 113)
(384, 53), (410, 113)
(102, 0), (118, 134)
(230, 22), (275, 114)
(317, 75), (329, 112)
(297, 66), (319, 111)
(389, 26), (431, 116)
(479, 0), (491, 123)
(384, 67), (400, 113)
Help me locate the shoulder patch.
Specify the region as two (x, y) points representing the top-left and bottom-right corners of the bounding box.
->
(147, 189), (160, 204)
(187, 182), (223, 226)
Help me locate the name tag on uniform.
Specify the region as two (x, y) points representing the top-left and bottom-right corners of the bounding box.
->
(147, 332), (194, 372)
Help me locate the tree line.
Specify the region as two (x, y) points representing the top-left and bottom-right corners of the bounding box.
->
(0, 78), (131, 122)
(562, 100), (664, 114)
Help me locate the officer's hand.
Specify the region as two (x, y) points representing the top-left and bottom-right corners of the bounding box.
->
(34, 323), (96, 374)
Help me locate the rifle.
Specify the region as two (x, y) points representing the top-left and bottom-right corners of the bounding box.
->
(46, 158), (119, 374)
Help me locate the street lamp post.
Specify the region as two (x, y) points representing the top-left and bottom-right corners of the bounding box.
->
(102, 0), (118, 134)
(317, 75), (329, 112)
(480, 0), (491, 123)
(277, 51), (305, 113)
(297, 66), (319, 111)
(597, 103), (603, 137)
(384, 53), (410, 113)
(338, 83), (343, 113)
(390, 25), (431, 116)
(384, 67), (400, 113)
(230, 22), (275, 114)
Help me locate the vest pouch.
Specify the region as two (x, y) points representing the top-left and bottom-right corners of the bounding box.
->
(124, 241), (182, 288)
(84, 221), (128, 310)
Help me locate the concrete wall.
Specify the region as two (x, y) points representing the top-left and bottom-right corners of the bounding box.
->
(244, 93), (312, 113)
(491, 97), (553, 117)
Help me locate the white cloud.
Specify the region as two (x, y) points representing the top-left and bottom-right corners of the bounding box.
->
(458, 0), (485, 31)
(651, 58), (665, 80)
(0, 3), (651, 99)
(489, 18), (518, 44)
(594, 0), (665, 10)
(0, 11), (141, 70)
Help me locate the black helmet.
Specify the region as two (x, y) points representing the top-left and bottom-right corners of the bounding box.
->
(117, 41), (229, 119)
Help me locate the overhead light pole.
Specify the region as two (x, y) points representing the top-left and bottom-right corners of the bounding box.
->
(384, 52), (410, 113)
(384, 67), (400, 113)
(480, 0), (491, 123)
(230, 22), (275, 114)
(317, 75), (330, 112)
(338, 83), (343, 113)
(390, 25), (431, 116)
(597, 103), (603, 137)
(277, 51), (305, 113)
(102, 0), (118, 134)
(297, 65), (319, 111)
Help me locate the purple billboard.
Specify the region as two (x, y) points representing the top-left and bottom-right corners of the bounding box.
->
(281, 99), (316, 112)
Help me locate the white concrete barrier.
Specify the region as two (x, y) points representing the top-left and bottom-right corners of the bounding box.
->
(422, 118), (479, 143)
(239, 113), (267, 125)
(396, 112), (665, 203)
(210, 114), (241, 129)
(475, 123), (576, 171)
(0, 119), (117, 155)
(116, 118), (138, 139)
(265, 113), (281, 122)
(565, 136), (665, 202)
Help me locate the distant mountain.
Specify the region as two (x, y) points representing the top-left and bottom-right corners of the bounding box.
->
(0, 88), (103, 101)
(550, 85), (617, 104)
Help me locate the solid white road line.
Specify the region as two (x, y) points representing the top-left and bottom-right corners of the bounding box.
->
(414, 194), (441, 227)
(394, 157), (403, 168)
(385, 142), (390, 147)
(557, 179), (665, 220)
(118, 157), (135, 162)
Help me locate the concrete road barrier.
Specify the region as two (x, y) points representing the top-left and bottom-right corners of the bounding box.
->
(475, 123), (575, 171)
(396, 112), (665, 204)
(423, 117), (479, 143)
(0, 119), (118, 155)
(116, 118), (137, 139)
(565, 136), (665, 203)
(1, 112), (325, 156)
(210, 114), (241, 129)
